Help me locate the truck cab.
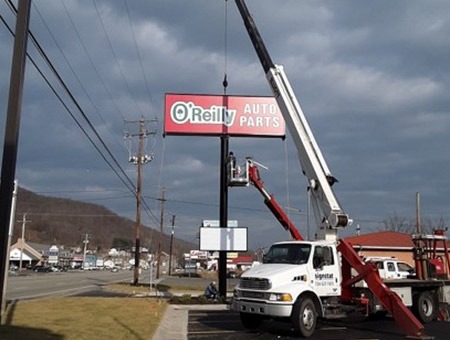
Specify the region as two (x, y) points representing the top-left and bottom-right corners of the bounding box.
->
(232, 241), (342, 337)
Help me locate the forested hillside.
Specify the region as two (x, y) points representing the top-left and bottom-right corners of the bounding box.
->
(11, 187), (194, 258)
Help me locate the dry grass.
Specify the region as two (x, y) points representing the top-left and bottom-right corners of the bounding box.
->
(0, 297), (167, 340)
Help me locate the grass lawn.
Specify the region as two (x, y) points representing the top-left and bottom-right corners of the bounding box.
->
(0, 296), (167, 340)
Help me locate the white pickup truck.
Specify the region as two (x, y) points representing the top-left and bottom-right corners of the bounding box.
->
(363, 257), (415, 279)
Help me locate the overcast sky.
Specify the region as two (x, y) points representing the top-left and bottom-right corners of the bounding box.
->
(1, 0), (449, 251)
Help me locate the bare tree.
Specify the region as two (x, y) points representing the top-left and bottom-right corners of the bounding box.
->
(380, 213), (415, 234)
(421, 215), (447, 234)
(380, 213), (447, 235)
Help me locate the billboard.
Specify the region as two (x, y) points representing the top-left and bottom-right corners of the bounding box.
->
(164, 93), (285, 137)
(202, 220), (238, 228)
(199, 227), (248, 251)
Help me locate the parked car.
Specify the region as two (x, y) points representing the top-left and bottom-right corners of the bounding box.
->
(54, 265), (70, 272)
(34, 265), (51, 273)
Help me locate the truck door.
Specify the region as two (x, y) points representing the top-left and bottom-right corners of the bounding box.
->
(396, 261), (414, 279)
(311, 245), (341, 296)
(385, 261), (398, 279)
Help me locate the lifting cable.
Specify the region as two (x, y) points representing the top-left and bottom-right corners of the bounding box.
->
(284, 138), (292, 231)
(223, 0), (229, 94)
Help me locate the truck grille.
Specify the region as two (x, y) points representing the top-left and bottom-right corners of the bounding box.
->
(240, 277), (271, 290)
(241, 290), (266, 299)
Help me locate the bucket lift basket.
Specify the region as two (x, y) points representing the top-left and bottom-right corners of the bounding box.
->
(228, 155), (251, 187)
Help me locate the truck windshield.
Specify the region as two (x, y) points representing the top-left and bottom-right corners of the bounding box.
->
(264, 243), (311, 265)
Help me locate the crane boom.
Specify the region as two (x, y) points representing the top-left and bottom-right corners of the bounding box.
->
(235, 0), (349, 240)
(246, 160), (304, 241)
(232, 3), (430, 338)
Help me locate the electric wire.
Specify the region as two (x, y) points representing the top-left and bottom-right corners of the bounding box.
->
(123, 0), (157, 116)
(284, 137), (292, 230)
(222, 0), (228, 93)
(58, 1), (126, 123)
(92, 0), (145, 117)
(37, 1), (128, 154)
(1, 5), (134, 197)
(2, 4), (131, 192)
(3, 0), (160, 226)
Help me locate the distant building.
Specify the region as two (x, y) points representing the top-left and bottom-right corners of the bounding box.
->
(344, 230), (450, 266)
(9, 238), (73, 269)
(9, 238), (44, 269)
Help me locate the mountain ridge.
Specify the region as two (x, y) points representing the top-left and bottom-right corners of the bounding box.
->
(11, 186), (195, 259)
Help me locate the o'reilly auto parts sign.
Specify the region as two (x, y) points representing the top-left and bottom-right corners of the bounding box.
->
(164, 93), (285, 137)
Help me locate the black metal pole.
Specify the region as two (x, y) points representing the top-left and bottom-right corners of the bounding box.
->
(218, 135), (229, 298)
(0, 0), (31, 319)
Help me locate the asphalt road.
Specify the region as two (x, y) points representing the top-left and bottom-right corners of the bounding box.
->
(5, 269), (143, 301)
(187, 309), (450, 340)
(5, 273), (450, 339)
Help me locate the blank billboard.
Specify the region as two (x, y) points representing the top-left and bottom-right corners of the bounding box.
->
(199, 227), (248, 251)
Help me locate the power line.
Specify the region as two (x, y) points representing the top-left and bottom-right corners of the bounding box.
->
(123, 0), (156, 116)
(2, 1), (158, 225)
(92, 0), (145, 117)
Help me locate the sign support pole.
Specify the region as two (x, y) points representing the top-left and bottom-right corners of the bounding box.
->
(218, 135), (229, 298)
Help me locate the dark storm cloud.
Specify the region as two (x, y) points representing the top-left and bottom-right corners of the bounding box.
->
(1, 0), (449, 248)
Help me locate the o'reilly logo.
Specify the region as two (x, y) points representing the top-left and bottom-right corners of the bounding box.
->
(170, 101), (237, 127)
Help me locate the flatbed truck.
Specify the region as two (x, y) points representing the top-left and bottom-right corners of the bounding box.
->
(230, 1), (450, 338)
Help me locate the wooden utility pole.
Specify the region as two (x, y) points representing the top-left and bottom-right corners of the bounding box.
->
(17, 213), (31, 272)
(133, 119), (144, 285)
(416, 192), (422, 234)
(168, 215), (176, 276)
(125, 116), (156, 286)
(0, 0), (31, 319)
(82, 233), (90, 269)
(156, 188), (166, 279)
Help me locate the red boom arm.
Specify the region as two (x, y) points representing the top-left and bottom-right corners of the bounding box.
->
(247, 162), (303, 241)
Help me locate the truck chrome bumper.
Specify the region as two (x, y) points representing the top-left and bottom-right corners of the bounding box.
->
(231, 299), (293, 318)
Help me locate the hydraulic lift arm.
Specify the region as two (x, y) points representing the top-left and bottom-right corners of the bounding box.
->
(235, 0), (348, 241)
(234, 1), (427, 337)
(246, 160), (303, 241)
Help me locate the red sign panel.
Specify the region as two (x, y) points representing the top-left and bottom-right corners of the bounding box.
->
(164, 93), (285, 137)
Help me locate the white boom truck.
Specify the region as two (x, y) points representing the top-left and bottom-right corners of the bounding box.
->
(231, 1), (450, 338)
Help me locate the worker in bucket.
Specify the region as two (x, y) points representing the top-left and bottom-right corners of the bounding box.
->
(204, 281), (218, 299)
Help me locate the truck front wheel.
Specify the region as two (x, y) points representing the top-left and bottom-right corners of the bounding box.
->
(240, 312), (263, 330)
(412, 291), (437, 323)
(291, 297), (317, 338)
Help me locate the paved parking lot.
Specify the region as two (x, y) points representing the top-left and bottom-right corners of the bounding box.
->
(187, 309), (450, 340)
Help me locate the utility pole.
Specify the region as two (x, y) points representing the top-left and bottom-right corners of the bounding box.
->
(125, 116), (156, 285)
(416, 192), (422, 234)
(168, 215), (176, 276)
(82, 234), (89, 269)
(0, 0), (31, 319)
(17, 213), (31, 272)
(156, 188), (166, 279)
(1, 180), (18, 318)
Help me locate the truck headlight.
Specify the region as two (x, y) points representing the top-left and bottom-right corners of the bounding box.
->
(268, 293), (292, 302)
